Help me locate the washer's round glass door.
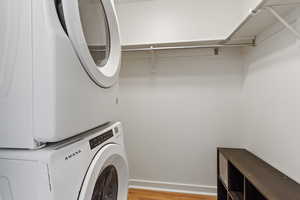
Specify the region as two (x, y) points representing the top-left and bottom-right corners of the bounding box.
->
(78, 144), (128, 200)
(91, 165), (118, 200)
(61, 0), (121, 88)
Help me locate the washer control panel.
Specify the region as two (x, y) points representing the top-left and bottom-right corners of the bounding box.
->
(89, 129), (114, 150)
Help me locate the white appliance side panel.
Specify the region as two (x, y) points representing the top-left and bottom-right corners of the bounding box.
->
(0, 1), (35, 148)
(49, 141), (93, 200)
(48, 123), (124, 199)
(32, 0), (119, 143)
(55, 70), (119, 142)
(0, 159), (52, 200)
(53, 0), (120, 141)
(32, 0), (59, 143)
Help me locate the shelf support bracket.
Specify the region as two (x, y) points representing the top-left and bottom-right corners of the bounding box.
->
(264, 6), (300, 40)
(214, 48), (219, 55)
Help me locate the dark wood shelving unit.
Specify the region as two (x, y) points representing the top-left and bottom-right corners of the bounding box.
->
(228, 191), (243, 200)
(217, 148), (300, 200)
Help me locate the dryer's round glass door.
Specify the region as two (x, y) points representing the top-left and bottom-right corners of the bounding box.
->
(60, 0), (121, 88)
(79, 0), (110, 67)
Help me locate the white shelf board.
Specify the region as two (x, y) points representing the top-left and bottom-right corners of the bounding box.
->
(228, 0), (300, 41)
(266, 0), (300, 6)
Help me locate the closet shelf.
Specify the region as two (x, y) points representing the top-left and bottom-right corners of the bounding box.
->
(121, 0), (300, 52)
(226, 0), (300, 44)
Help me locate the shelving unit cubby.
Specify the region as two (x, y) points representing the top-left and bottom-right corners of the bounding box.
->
(217, 148), (300, 200)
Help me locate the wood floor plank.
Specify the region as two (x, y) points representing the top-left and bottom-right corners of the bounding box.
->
(128, 189), (217, 200)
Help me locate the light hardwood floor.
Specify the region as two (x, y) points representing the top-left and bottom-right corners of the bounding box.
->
(128, 189), (217, 200)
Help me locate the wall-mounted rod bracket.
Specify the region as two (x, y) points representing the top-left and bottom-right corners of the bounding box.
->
(264, 6), (300, 40)
(252, 36), (257, 46)
(214, 48), (219, 55)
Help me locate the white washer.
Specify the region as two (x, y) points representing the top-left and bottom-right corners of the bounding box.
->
(0, 122), (128, 200)
(0, 0), (121, 149)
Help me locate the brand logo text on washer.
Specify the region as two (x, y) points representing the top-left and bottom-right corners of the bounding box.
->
(65, 150), (82, 161)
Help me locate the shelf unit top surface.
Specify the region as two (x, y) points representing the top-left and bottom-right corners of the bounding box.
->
(219, 148), (300, 200)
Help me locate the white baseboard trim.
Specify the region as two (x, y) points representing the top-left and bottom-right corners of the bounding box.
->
(128, 179), (217, 196)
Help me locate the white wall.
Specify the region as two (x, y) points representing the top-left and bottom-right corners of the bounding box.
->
(242, 9), (300, 183)
(119, 48), (244, 193)
(116, 0), (245, 45)
(117, 0), (300, 193)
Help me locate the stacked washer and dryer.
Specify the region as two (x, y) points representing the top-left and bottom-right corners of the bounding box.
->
(0, 0), (128, 199)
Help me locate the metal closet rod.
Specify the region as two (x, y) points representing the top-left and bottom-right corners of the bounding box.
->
(122, 43), (254, 52)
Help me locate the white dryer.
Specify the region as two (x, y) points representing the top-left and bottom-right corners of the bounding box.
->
(0, 122), (129, 200)
(0, 0), (121, 148)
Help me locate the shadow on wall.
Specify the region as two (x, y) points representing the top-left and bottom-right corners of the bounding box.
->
(121, 48), (243, 82)
(241, 13), (300, 183)
(118, 48), (245, 191)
